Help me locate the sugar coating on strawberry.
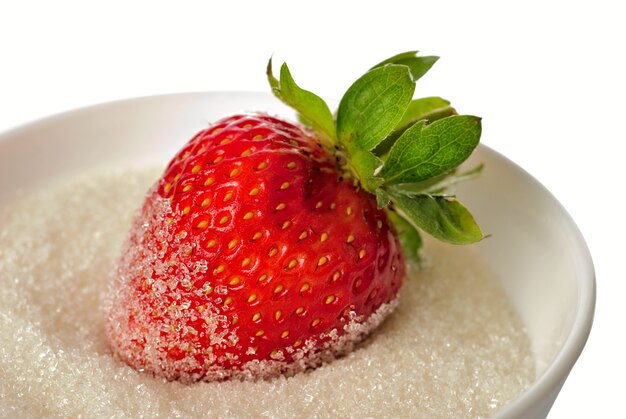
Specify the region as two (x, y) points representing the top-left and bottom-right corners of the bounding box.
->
(105, 114), (406, 382)
(106, 51), (484, 382)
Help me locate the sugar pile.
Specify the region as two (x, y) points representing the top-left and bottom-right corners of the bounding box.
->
(0, 168), (535, 418)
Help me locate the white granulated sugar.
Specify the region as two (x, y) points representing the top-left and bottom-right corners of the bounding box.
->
(0, 168), (535, 418)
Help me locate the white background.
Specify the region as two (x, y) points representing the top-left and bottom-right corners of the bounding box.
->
(0, 1), (623, 417)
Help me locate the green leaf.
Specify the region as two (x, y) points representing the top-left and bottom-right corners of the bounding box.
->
(347, 149), (383, 192)
(267, 59), (336, 147)
(372, 51), (439, 82)
(372, 51), (418, 65)
(379, 115), (481, 185)
(376, 188), (391, 209)
(373, 103), (458, 159)
(297, 113), (314, 128)
(337, 65), (415, 152)
(387, 210), (423, 263)
(392, 163), (484, 195)
(390, 192), (484, 244)
(398, 97), (451, 127)
(267, 57), (280, 91)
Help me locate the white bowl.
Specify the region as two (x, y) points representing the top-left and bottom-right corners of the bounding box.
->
(0, 92), (595, 418)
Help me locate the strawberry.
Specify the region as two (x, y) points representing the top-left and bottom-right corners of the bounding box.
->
(105, 51), (485, 382)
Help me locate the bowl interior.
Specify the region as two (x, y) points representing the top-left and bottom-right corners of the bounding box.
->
(459, 147), (595, 417)
(0, 92), (594, 418)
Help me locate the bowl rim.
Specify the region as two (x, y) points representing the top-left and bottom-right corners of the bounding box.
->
(0, 91), (596, 417)
(482, 145), (596, 418)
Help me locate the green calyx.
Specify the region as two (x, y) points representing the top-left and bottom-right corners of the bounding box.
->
(267, 51), (485, 262)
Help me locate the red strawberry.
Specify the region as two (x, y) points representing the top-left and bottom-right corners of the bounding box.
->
(105, 52), (484, 382)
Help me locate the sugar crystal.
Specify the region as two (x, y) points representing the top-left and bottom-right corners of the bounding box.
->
(0, 167), (535, 417)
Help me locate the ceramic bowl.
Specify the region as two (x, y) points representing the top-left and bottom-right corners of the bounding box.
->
(0, 92), (595, 418)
